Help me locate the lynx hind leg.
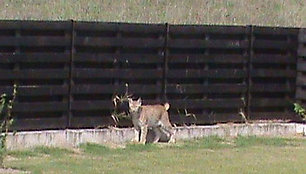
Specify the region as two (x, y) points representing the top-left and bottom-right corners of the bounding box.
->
(163, 128), (175, 143)
(152, 127), (161, 143)
(157, 122), (175, 143)
(140, 125), (148, 144)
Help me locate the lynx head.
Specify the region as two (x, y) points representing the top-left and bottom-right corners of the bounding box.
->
(128, 98), (142, 112)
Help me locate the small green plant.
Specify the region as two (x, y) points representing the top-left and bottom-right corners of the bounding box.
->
(0, 84), (17, 167)
(293, 103), (306, 120)
(111, 87), (133, 125)
(177, 108), (197, 126)
(239, 97), (248, 123)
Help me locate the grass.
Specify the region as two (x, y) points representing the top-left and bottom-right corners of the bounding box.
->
(0, 0), (305, 27)
(4, 136), (306, 174)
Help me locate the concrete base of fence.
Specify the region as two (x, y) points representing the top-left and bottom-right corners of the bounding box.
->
(6, 123), (306, 150)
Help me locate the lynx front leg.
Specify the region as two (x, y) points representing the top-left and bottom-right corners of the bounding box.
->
(140, 125), (148, 144)
(134, 128), (141, 142)
(168, 134), (175, 143)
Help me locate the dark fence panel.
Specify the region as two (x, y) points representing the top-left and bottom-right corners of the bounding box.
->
(0, 20), (72, 130)
(249, 26), (300, 121)
(165, 25), (250, 125)
(70, 22), (166, 128)
(296, 29), (306, 108)
(0, 20), (304, 130)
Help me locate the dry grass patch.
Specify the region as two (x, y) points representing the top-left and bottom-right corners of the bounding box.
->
(0, 0), (305, 27)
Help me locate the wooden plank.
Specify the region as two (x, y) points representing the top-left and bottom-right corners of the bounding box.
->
(251, 69), (296, 78)
(250, 99), (290, 107)
(249, 112), (302, 121)
(73, 69), (162, 79)
(168, 99), (243, 109)
(75, 22), (165, 33)
(253, 27), (298, 35)
(169, 25), (249, 34)
(71, 99), (167, 111)
(71, 101), (114, 110)
(0, 36), (70, 46)
(0, 69), (69, 80)
(74, 53), (163, 63)
(11, 117), (67, 131)
(166, 84), (247, 93)
(71, 84), (162, 94)
(74, 37), (163, 48)
(251, 84), (294, 92)
(169, 113), (243, 125)
(168, 39), (248, 49)
(167, 69), (246, 78)
(168, 55), (247, 63)
(298, 46), (306, 57)
(297, 60), (306, 71)
(0, 53), (70, 63)
(13, 102), (68, 112)
(0, 20), (72, 30)
(296, 75), (306, 86)
(69, 116), (116, 128)
(252, 55), (296, 63)
(0, 85), (68, 96)
(253, 40), (294, 49)
(295, 88), (306, 99)
(298, 30), (306, 42)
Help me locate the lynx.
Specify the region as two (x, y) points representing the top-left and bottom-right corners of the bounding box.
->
(128, 98), (175, 144)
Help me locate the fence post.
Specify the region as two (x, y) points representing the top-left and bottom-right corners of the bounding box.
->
(296, 29), (306, 106)
(246, 25), (254, 120)
(67, 19), (75, 129)
(163, 23), (169, 102)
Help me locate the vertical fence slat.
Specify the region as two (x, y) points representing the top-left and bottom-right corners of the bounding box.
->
(296, 29), (306, 111)
(163, 23), (169, 102)
(67, 20), (75, 128)
(247, 25), (254, 119)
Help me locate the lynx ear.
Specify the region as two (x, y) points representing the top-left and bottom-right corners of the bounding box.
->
(164, 103), (170, 110)
(137, 98), (142, 104)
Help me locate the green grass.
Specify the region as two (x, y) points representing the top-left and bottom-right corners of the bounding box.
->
(4, 136), (306, 174)
(235, 136), (290, 147)
(0, 0), (305, 27)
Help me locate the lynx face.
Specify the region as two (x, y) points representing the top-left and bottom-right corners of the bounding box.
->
(128, 98), (142, 112)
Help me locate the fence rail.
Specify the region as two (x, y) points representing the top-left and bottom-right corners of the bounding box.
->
(0, 20), (304, 131)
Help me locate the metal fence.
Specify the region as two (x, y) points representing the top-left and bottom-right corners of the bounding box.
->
(0, 20), (304, 131)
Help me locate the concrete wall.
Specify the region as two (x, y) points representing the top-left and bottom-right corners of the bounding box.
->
(6, 123), (306, 150)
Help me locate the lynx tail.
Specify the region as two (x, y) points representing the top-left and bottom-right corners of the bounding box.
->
(164, 103), (170, 111)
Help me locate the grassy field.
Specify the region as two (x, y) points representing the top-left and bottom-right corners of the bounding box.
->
(4, 136), (306, 174)
(0, 0), (305, 27)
